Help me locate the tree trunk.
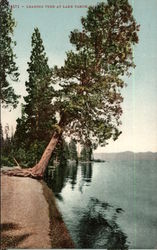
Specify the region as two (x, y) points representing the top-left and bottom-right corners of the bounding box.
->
(2, 117), (66, 179)
(2, 131), (61, 179)
(31, 131), (60, 177)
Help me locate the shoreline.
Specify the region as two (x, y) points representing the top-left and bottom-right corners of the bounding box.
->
(41, 180), (75, 248)
(1, 173), (74, 249)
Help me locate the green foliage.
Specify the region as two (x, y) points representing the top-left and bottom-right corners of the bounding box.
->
(13, 28), (57, 165)
(1, 124), (14, 166)
(1, 155), (14, 167)
(54, 0), (139, 149)
(26, 141), (48, 166)
(23, 28), (56, 145)
(54, 138), (70, 164)
(14, 148), (27, 165)
(0, 0), (20, 108)
(11, 1), (139, 167)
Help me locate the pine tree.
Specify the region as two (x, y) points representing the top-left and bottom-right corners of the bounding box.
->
(29, 0), (138, 178)
(0, 0), (19, 108)
(24, 28), (56, 145)
(55, 138), (69, 165)
(0, 124), (4, 167)
(13, 105), (28, 165)
(1, 124), (14, 166)
(4, 0), (139, 178)
(13, 28), (56, 165)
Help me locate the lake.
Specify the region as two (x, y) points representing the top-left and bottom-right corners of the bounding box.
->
(45, 160), (157, 249)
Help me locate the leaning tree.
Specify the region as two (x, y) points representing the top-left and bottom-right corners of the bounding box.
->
(3, 0), (139, 178)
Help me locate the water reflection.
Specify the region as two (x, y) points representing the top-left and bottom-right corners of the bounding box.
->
(44, 161), (157, 249)
(45, 162), (93, 194)
(79, 163), (93, 193)
(75, 198), (129, 249)
(80, 162), (93, 183)
(45, 163), (69, 193)
(45, 164), (130, 249)
(68, 162), (78, 190)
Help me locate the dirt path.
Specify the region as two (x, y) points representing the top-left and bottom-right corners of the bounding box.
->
(1, 173), (74, 249)
(1, 174), (51, 249)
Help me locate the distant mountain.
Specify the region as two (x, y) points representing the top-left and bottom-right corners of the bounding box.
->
(94, 151), (157, 161)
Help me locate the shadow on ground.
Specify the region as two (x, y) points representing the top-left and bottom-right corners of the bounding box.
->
(1, 223), (31, 250)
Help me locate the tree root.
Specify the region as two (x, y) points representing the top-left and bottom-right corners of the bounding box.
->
(1, 168), (43, 179)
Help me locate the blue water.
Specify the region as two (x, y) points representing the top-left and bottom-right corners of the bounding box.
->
(45, 160), (157, 249)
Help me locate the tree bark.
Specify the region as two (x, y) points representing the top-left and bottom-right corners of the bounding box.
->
(31, 131), (60, 177)
(2, 116), (66, 179)
(2, 131), (61, 179)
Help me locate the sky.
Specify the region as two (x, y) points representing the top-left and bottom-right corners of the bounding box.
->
(2, 0), (157, 153)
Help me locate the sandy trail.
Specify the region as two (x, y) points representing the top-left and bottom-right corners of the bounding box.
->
(1, 174), (51, 249)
